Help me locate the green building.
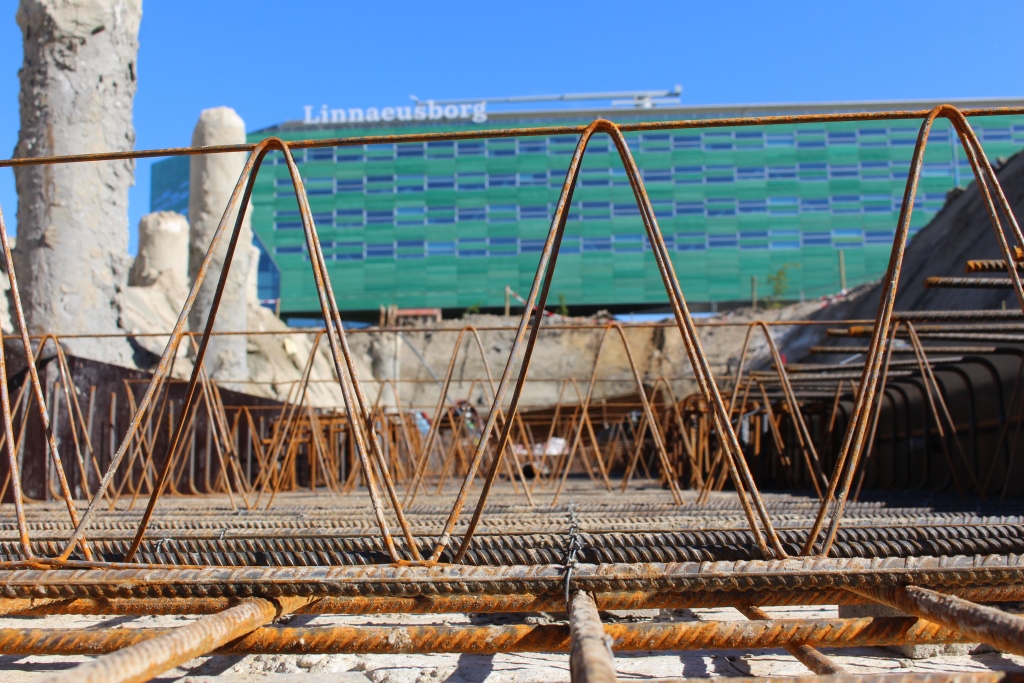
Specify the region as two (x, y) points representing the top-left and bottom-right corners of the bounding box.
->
(150, 96), (1024, 319)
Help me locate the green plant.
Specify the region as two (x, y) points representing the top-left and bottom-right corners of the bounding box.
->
(765, 264), (795, 308)
(463, 302), (481, 317)
(557, 294), (570, 317)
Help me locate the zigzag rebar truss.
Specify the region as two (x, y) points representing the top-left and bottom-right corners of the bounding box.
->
(0, 106), (1022, 681)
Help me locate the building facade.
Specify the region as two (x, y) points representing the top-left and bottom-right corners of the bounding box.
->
(151, 98), (1024, 318)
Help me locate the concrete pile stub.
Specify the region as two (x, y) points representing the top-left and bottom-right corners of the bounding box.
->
(13, 0), (142, 365)
(188, 106), (252, 383)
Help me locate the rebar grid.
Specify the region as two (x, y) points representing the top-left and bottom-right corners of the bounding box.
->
(0, 105), (1020, 680)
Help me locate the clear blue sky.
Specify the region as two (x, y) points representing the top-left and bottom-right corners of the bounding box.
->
(0, 0), (1022, 252)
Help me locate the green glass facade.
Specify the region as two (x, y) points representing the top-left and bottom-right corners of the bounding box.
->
(150, 103), (1024, 316)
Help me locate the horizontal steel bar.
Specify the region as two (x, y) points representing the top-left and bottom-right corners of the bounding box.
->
(1, 106), (1020, 168)
(1, 555), (1022, 599)
(0, 615), (968, 656)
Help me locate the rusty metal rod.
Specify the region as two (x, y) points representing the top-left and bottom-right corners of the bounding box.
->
(34, 595), (309, 683)
(2, 555), (1023, 599)
(737, 605), (848, 675)
(848, 584), (1024, 656)
(0, 614), (970, 657)
(570, 590), (617, 683)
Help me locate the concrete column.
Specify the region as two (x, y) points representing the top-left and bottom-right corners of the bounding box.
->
(187, 107), (251, 382)
(129, 211), (189, 296)
(13, 0), (142, 365)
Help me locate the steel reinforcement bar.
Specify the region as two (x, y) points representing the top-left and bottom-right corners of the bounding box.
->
(2, 554), (1023, 600)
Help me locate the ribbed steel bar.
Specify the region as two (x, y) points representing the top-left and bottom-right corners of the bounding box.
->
(738, 605), (848, 675)
(33, 595), (309, 683)
(848, 584), (1024, 656)
(0, 614), (969, 656)
(570, 591), (617, 683)
(1, 554), (1023, 600)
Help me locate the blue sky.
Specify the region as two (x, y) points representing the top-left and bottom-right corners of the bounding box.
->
(0, 0), (1022, 252)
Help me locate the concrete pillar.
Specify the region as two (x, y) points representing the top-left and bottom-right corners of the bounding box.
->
(187, 107), (251, 382)
(129, 211), (189, 296)
(13, 0), (142, 365)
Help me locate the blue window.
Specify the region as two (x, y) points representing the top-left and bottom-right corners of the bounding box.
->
(490, 237), (518, 255)
(830, 164), (858, 179)
(336, 178), (364, 193)
(703, 131), (733, 150)
(559, 236), (581, 254)
(799, 163), (827, 181)
(738, 200), (766, 214)
(458, 238), (488, 257)
(365, 144), (394, 161)
(310, 211), (332, 226)
(583, 237), (611, 252)
(427, 241), (456, 256)
(580, 201), (610, 221)
(336, 209), (364, 227)
(770, 230), (801, 250)
(706, 199), (736, 216)
(865, 229), (894, 244)
(457, 141), (484, 156)
(768, 197), (798, 215)
(831, 196), (861, 214)
(426, 141), (454, 159)
(274, 210), (303, 230)
(488, 205), (517, 222)
(766, 133), (793, 147)
(489, 173), (517, 188)
(457, 172), (485, 191)
(336, 146), (363, 163)
(396, 175), (423, 193)
(708, 234), (738, 248)
(640, 133), (670, 153)
(675, 201), (704, 216)
(426, 206), (455, 224)
(520, 239), (546, 253)
(397, 240), (425, 259)
(922, 162), (952, 177)
(276, 245), (303, 255)
(287, 149), (305, 164)
(672, 134), (701, 149)
(676, 233), (707, 251)
(858, 129), (887, 147)
(651, 199), (673, 219)
(767, 165), (796, 180)
(519, 138), (547, 154)
(334, 241), (364, 260)
(427, 176), (455, 190)
(580, 169), (609, 187)
(827, 131), (856, 145)
(395, 206), (424, 225)
(366, 243), (395, 259)
(614, 203), (641, 217)
(643, 168), (671, 183)
(674, 165), (703, 185)
(549, 136), (577, 155)
(519, 172), (548, 187)
(274, 178), (293, 188)
(307, 148), (334, 162)
(520, 205), (548, 220)
(457, 206), (486, 222)
(706, 165), (734, 183)
(487, 139), (517, 157)
(735, 131), (764, 148)
(802, 233), (831, 246)
(800, 198), (829, 213)
(364, 175), (393, 194)
(396, 143), (424, 158)
(860, 161), (889, 179)
(366, 210), (393, 225)
(737, 166), (765, 181)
